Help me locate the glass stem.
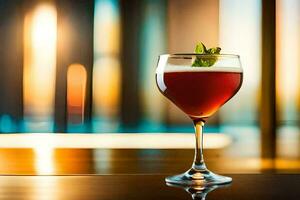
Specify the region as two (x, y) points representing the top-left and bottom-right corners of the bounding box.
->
(192, 120), (207, 171)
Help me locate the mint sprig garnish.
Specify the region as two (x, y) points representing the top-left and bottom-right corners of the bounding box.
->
(192, 42), (221, 67)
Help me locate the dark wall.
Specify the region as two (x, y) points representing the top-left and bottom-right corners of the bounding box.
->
(0, 0), (24, 131)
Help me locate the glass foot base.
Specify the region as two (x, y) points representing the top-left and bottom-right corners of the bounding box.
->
(165, 168), (232, 186)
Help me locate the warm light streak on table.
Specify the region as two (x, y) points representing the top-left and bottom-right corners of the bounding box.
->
(0, 134), (297, 175)
(0, 133), (231, 149)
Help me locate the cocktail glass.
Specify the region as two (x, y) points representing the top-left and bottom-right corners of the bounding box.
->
(156, 54), (243, 186)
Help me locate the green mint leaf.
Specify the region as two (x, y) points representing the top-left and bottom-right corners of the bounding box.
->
(192, 42), (221, 67)
(194, 42), (207, 54)
(207, 47), (221, 54)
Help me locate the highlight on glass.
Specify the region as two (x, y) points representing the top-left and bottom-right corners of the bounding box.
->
(156, 53), (243, 185)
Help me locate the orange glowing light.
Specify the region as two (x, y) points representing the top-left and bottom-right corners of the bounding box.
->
(67, 64), (87, 124)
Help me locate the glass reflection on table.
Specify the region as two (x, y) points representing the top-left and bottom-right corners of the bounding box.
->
(166, 182), (231, 200)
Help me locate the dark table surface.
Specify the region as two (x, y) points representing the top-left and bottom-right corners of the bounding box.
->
(0, 174), (299, 200)
(0, 133), (299, 199)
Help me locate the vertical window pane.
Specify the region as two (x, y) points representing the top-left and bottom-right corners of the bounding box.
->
(276, 0), (300, 123)
(139, 0), (167, 131)
(92, 0), (121, 132)
(219, 0), (261, 125)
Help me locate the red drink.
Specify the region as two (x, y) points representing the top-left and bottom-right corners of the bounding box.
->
(156, 68), (243, 120)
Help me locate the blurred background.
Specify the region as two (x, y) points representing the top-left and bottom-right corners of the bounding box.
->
(0, 0), (299, 170)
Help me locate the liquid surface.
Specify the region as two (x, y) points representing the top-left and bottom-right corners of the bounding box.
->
(156, 69), (243, 120)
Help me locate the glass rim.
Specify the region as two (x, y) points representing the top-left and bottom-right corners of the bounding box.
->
(160, 53), (240, 58)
